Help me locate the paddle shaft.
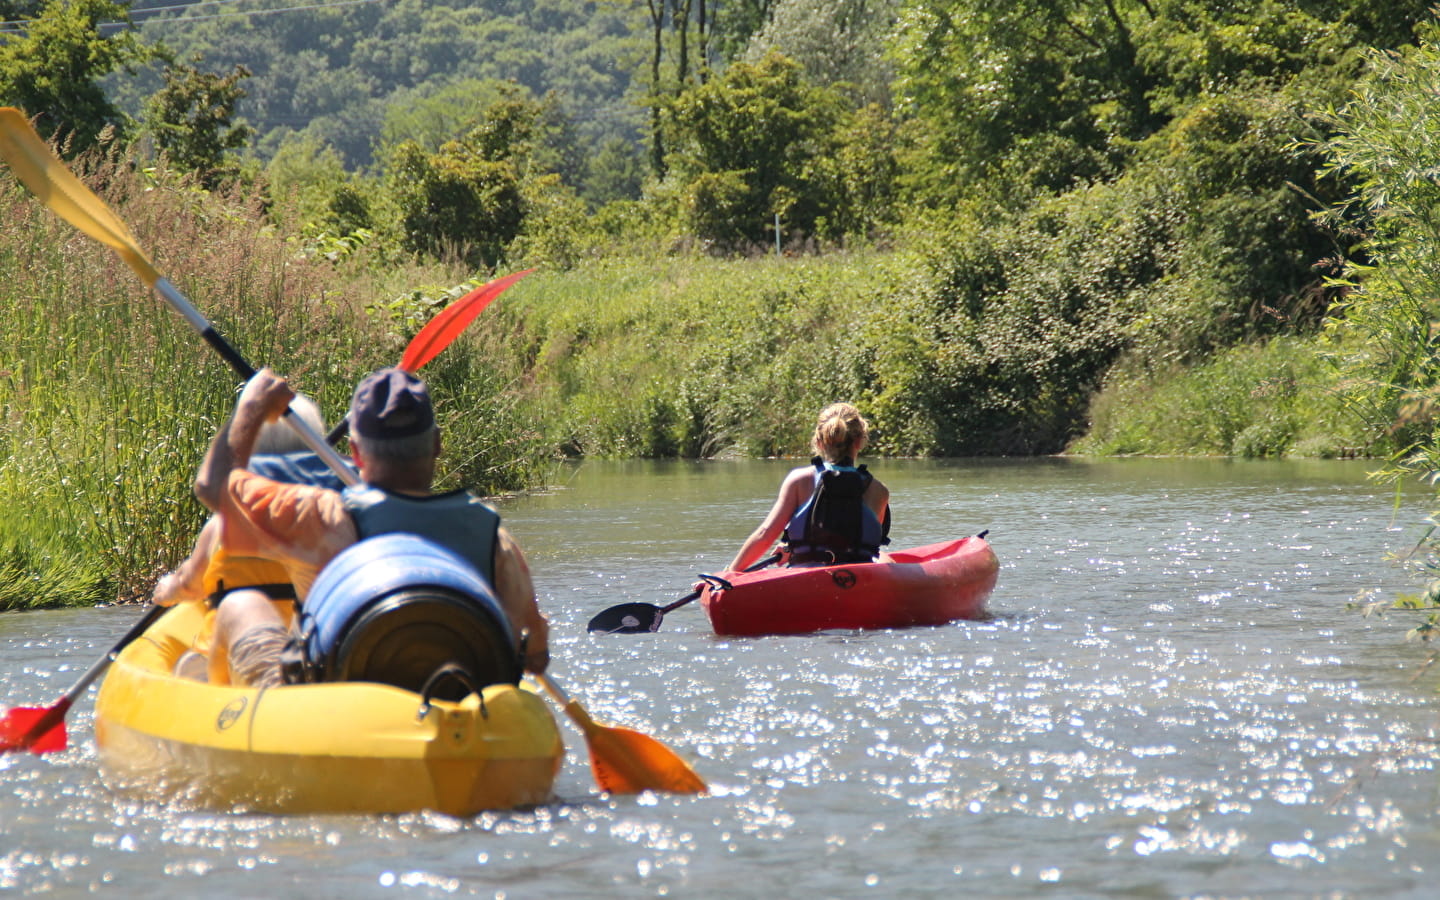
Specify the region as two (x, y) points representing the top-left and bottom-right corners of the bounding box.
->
(154, 279), (356, 485)
(671, 552), (782, 611)
(2, 604), (167, 753)
(587, 553), (785, 634)
(659, 588), (701, 614)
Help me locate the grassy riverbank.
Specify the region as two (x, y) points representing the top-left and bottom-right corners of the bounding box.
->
(0, 153), (1381, 610)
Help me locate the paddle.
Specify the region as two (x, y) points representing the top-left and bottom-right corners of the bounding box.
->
(532, 673), (707, 795)
(587, 553), (782, 634)
(0, 107), (356, 487)
(324, 268), (535, 445)
(0, 605), (168, 754)
(0, 107), (359, 754)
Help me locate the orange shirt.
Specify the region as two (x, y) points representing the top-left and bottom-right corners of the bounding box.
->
(216, 469), (356, 600)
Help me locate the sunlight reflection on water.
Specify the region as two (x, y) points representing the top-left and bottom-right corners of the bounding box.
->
(2, 458), (1439, 896)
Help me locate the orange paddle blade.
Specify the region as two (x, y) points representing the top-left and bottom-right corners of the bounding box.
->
(399, 269), (534, 372)
(564, 700), (708, 795)
(0, 702), (69, 754)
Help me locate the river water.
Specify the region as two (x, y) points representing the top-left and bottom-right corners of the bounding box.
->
(2, 458), (1438, 898)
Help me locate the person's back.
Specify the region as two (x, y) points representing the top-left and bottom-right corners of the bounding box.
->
(194, 367), (549, 689)
(782, 457), (887, 565)
(727, 403), (890, 572)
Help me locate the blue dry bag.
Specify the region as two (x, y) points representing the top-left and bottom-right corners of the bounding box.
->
(287, 533), (520, 697)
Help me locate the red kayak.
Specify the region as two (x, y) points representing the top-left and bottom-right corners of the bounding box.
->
(700, 536), (998, 637)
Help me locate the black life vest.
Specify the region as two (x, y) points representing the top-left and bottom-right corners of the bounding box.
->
(341, 485), (499, 585)
(782, 458), (887, 565)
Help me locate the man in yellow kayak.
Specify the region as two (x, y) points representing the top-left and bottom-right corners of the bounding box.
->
(191, 366), (550, 688)
(151, 393), (350, 681)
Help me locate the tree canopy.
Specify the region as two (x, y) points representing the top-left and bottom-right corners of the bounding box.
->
(0, 0), (149, 150)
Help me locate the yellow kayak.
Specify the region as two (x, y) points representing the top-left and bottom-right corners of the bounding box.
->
(93, 600), (563, 815)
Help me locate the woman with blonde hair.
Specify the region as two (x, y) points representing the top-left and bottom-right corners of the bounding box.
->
(726, 402), (889, 572)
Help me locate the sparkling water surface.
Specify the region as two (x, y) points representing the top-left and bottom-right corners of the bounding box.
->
(2, 458), (1437, 898)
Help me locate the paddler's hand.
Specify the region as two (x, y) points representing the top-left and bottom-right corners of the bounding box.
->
(237, 368), (296, 425)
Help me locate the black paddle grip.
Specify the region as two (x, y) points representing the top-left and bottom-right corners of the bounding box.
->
(201, 327), (256, 380)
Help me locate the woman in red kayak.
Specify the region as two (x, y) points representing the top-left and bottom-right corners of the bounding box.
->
(727, 402), (890, 572)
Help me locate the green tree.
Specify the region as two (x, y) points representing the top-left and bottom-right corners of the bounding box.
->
(745, 0), (898, 105)
(0, 0), (149, 149)
(384, 89), (565, 268)
(264, 131), (373, 237)
(583, 135), (645, 205)
(1313, 22), (1440, 639)
(707, 0), (775, 59)
(665, 51), (849, 247)
(1316, 24), (1440, 461)
(890, 1), (1437, 207)
(144, 56), (253, 187)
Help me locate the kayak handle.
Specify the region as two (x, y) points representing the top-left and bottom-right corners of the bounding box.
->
(697, 573), (733, 592)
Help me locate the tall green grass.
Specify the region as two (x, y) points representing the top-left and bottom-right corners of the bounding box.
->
(483, 251), (915, 459)
(1070, 337), (1370, 458)
(0, 153), (550, 609)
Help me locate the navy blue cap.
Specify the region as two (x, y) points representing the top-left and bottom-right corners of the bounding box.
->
(349, 367), (435, 440)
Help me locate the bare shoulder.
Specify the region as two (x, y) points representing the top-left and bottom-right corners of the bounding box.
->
(782, 465), (817, 496)
(782, 464), (815, 486)
(495, 526), (531, 572)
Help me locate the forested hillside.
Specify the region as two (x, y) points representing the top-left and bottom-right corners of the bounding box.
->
(110, 0), (647, 178)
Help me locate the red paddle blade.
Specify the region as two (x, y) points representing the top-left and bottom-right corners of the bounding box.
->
(0, 701), (70, 754)
(399, 268), (534, 373)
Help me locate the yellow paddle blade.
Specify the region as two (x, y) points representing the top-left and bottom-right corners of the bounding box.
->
(564, 700), (708, 796)
(0, 107), (161, 287)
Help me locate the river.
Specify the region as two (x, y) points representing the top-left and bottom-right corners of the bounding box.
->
(2, 458), (1438, 898)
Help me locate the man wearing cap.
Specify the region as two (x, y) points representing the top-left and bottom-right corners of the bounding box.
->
(194, 366), (550, 688)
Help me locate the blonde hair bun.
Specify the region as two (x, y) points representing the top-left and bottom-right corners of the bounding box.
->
(812, 402), (869, 462)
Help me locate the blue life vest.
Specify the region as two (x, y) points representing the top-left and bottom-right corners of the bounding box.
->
(782, 458), (887, 565)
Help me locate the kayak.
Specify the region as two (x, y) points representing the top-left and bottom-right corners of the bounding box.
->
(700, 536), (998, 637)
(92, 598), (563, 815)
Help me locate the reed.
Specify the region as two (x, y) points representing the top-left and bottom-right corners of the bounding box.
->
(0, 154), (546, 609)
(482, 251), (911, 459)
(1071, 338), (1368, 458)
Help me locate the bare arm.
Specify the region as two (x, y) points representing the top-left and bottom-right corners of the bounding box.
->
(866, 478), (890, 525)
(152, 515), (220, 606)
(195, 369), (295, 512)
(727, 467), (811, 572)
(493, 526), (550, 674)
